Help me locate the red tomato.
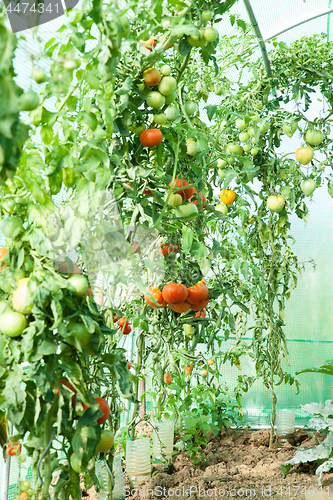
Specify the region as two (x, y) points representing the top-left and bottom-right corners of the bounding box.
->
(195, 309), (206, 318)
(118, 318), (129, 329)
(168, 301), (191, 313)
(7, 442), (21, 456)
(190, 299), (209, 311)
(127, 360), (131, 370)
(159, 244), (178, 256)
(56, 379), (76, 406)
(144, 287), (167, 308)
(187, 280), (209, 305)
(169, 179), (195, 201)
(131, 243), (141, 254)
(162, 283), (188, 303)
(83, 397), (110, 425)
(140, 129), (163, 147)
(122, 325), (132, 335)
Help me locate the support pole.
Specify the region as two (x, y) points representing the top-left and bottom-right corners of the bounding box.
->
(1, 423), (13, 500)
(243, 0), (276, 97)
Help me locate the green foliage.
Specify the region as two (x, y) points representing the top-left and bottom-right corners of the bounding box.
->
(281, 401), (333, 485)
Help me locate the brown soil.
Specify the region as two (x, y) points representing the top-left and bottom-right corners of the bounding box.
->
(83, 428), (333, 500)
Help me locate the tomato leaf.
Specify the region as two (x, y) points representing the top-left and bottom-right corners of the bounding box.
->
(182, 229), (193, 255)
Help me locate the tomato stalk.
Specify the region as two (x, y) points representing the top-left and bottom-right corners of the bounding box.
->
(130, 330), (145, 440)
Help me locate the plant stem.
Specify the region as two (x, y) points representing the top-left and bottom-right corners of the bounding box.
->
(130, 330), (144, 440)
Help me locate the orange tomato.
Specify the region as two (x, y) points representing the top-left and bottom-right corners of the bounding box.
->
(190, 299), (209, 311)
(144, 286), (166, 309)
(185, 365), (193, 376)
(187, 279), (209, 305)
(118, 318), (129, 329)
(159, 244), (178, 256)
(220, 189), (236, 205)
(140, 128), (163, 147)
(164, 373), (172, 384)
(131, 242), (141, 254)
(162, 283), (188, 303)
(141, 35), (157, 50)
(195, 309), (206, 318)
(168, 301), (190, 313)
(0, 248), (9, 270)
(143, 68), (161, 86)
(207, 358), (214, 366)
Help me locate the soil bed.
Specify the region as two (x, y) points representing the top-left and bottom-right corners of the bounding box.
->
(84, 428), (333, 500)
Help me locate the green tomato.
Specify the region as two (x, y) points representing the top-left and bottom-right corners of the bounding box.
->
(214, 84), (223, 96)
(226, 143), (242, 155)
(2, 199), (16, 213)
(129, 122), (145, 134)
(153, 113), (167, 125)
(217, 159), (227, 168)
(183, 324), (194, 336)
(175, 203), (198, 220)
(203, 27), (218, 43)
(184, 101), (197, 116)
(202, 10), (213, 21)
(0, 310), (27, 337)
(165, 91), (177, 104)
(137, 82), (145, 91)
(259, 122), (269, 135)
(165, 193), (182, 207)
(120, 14), (130, 36)
(146, 91), (165, 109)
(251, 147), (258, 156)
(20, 480), (31, 492)
(31, 69), (46, 84)
(165, 106), (180, 122)
(239, 132), (249, 142)
(218, 168), (226, 178)
(305, 129), (324, 147)
(0, 301), (9, 315)
(215, 203), (228, 215)
(0, 217), (23, 238)
(282, 121), (298, 138)
(96, 430), (114, 453)
(280, 186), (291, 199)
(70, 453), (81, 474)
(243, 144), (251, 152)
(301, 179), (316, 196)
(66, 323), (93, 347)
(68, 274), (89, 295)
(235, 119), (247, 131)
(187, 29), (207, 47)
(251, 113), (260, 123)
(63, 60), (77, 70)
(160, 65), (171, 76)
(186, 139), (202, 156)
(19, 91), (39, 111)
(267, 195), (285, 213)
(0, 335), (4, 365)
(158, 76), (177, 96)
(328, 182), (333, 198)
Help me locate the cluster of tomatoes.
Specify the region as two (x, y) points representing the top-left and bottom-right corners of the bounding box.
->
(185, 357), (214, 377)
(117, 317), (132, 335)
(145, 279), (209, 314)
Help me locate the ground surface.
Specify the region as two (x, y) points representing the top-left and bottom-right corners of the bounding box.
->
(84, 427), (333, 500)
